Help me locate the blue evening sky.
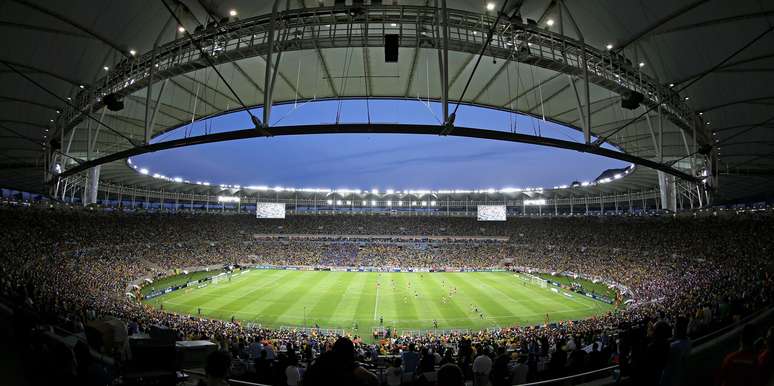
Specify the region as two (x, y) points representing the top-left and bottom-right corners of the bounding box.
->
(132, 100), (625, 190)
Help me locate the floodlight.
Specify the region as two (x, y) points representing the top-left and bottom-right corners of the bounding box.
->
(178, 26), (185, 32)
(546, 19), (554, 26)
(229, 9), (237, 16)
(605, 44), (613, 50)
(129, 49), (136, 56)
(639, 62), (645, 67)
(486, 2), (496, 11)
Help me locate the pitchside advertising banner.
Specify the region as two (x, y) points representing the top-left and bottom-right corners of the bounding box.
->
(256, 202), (286, 218)
(477, 205), (506, 221)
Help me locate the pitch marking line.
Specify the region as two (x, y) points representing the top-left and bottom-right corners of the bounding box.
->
(373, 285), (380, 320)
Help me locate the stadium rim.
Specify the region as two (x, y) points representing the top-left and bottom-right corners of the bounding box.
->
(58, 123), (697, 182)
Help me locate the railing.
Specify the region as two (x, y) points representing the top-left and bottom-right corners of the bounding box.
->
(519, 365), (620, 385)
(56, 4), (700, 141)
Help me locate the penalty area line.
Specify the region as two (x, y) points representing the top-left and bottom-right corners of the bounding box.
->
(373, 285), (380, 320)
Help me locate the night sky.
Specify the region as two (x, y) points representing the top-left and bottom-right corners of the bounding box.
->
(132, 100), (625, 190)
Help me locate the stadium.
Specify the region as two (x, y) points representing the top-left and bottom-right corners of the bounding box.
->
(0, 1), (773, 386)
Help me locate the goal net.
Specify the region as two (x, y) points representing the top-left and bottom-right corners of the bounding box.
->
(522, 272), (547, 288)
(211, 273), (227, 285)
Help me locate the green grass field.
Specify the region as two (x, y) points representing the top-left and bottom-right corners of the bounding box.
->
(145, 270), (612, 331)
(141, 269), (225, 296)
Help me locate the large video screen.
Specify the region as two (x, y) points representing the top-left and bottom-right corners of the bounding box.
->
(477, 205), (506, 221)
(256, 203), (286, 219)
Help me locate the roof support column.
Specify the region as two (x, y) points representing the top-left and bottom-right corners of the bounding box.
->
(263, 0), (282, 128)
(559, 0), (591, 143)
(145, 14), (176, 144)
(84, 165), (101, 206)
(644, 106), (676, 211)
(145, 49), (157, 144)
(568, 75), (588, 138)
(89, 108), (107, 158)
(147, 79), (169, 142)
(439, 0), (450, 126)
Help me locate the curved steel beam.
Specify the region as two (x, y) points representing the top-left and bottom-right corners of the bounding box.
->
(56, 4), (698, 140)
(0, 59), (83, 86)
(698, 96), (774, 113)
(0, 96), (61, 111)
(57, 123), (697, 182)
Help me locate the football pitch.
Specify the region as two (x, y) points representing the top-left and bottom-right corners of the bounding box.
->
(145, 270), (612, 331)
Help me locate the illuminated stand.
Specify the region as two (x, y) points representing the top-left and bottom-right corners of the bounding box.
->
(217, 195), (241, 212)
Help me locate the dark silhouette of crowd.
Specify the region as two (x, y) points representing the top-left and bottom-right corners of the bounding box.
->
(0, 205), (772, 386)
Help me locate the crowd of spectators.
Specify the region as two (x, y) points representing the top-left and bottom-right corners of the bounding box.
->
(1, 205), (772, 385)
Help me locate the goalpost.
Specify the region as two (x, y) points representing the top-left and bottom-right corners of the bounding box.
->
(211, 272), (227, 285)
(521, 272), (547, 288)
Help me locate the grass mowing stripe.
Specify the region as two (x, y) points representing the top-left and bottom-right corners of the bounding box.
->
(444, 273), (512, 328)
(307, 273), (359, 326)
(162, 271), (285, 319)
(210, 270), (293, 316)
(254, 271), (331, 326)
(475, 273), (557, 318)
(490, 273), (576, 324)
(392, 274), (421, 328)
(374, 278), (380, 321)
(352, 273), (377, 330)
(424, 274), (477, 328)
(143, 270), (612, 330)
(163, 270), (256, 309)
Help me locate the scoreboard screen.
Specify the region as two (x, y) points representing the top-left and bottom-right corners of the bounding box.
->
(477, 205), (506, 221)
(256, 203), (286, 219)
